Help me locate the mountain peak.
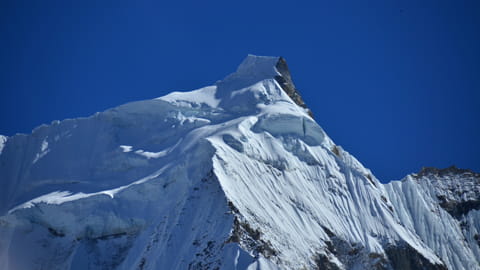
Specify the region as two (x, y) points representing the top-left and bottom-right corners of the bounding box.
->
(3, 56), (478, 270)
(217, 55), (281, 91)
(218, 55), (312, 117)
(235, 54), (280, 77)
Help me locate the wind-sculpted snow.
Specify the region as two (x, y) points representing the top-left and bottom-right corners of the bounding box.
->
(251, 113), (325, 146)
(0, 55), (476, 269)
(209, 118), (446, 269)
(385, 170), (480, 270)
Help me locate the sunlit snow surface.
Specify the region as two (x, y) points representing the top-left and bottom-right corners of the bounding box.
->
(0, 55), (478, 269)
(0, 135), (6, 155)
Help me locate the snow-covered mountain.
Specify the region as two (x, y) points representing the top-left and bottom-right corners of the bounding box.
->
(0, 55), (478, 270)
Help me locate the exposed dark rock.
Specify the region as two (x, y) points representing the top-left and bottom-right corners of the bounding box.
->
(313, 253), (341, 270)
(325, 241), (337, 255)
(318, 226), (388, 269)
(366, 174), (377, 187)
(380, 196), (388, 203)
(227, 214), (277, 259)
(414, 166), (480, 219)
(474, 234), (480, 247)
(437, 197), (480, 219)
(416, 165), (479, 178)
(47, 227), (65, 237)
(385, 243), (447, 270)
(137, 258), (146, 270)
(331, 145), (341, 157)
(227, 201), (240, 214)
(314, 227), (448, 270)
(188, 240), (222, 270)
(275, 57), (314, 118)
(321, 225), (336, 238)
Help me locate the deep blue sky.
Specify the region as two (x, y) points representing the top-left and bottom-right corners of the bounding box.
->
(1, 0), (479, 182)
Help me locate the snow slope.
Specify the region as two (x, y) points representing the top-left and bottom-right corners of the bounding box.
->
(385, 167), (480, 270)
(0, 55), (477, 269)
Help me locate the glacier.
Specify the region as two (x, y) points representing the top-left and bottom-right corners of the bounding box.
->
(0, 55), (478, 269)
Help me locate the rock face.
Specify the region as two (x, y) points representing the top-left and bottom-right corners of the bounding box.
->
(0, 55), (478, 269)
(273, 57), (313, 117)
(414, 166), (480, 219)
(384, 244), (448, 270)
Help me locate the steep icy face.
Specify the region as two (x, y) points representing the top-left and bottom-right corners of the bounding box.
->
(0, 55), (320, 270)
(0, 55), (462, 269)
(210, 123), (449, 269)
(385, 167), (480, 270)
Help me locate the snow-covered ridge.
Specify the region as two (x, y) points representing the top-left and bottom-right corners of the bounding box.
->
(0, 55), (477, 269)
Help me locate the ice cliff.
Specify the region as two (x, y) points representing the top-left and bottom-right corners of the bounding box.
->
(0, 55), (478, 270)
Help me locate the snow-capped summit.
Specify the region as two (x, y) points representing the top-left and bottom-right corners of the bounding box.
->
(216, 54), (312, 116)
(0, 55), (478, 269)
(223, 55), (280, 83)
(216, 55), (283, 98)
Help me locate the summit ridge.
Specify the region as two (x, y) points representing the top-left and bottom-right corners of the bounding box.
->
(217, 55), (312, 117)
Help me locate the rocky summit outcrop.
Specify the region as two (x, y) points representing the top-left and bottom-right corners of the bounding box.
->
(274, 57), (313, 118)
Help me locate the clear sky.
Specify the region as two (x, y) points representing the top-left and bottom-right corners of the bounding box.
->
(1, 0), (479, 182)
